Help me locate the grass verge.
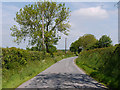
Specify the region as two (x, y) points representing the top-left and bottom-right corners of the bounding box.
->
(2, 48), (75, 88)
(76, 45), (120, 89)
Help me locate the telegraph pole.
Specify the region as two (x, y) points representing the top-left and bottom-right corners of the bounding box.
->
(42, 10), (45, 51)
(116, 1), (120, 43)
(118, 1), (120, 44)
(65, 38), (67, 54)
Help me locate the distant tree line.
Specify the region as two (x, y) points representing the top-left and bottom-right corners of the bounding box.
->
(70, 34), (112, 55)
(26, 45), (57, 57)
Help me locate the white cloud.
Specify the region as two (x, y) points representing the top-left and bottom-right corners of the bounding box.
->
(2, 2), (118, 49)
(67, 5), (118, 48)
(72, 6), (109, 19)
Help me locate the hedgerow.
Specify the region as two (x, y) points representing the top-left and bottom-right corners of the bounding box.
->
(76, 45), (120, 89)
(2, 47), (46, 70)
(2, 47), (75, 88)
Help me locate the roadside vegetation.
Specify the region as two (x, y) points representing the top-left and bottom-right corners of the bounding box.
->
(70, 34), (112, 55)
(75, 44), (120, 89)
(0, 47), (2, 89)
(2, 0), (119, 89)
(10, 2), (71, 53)
(2, 1), (73, 88)
(2, 47), (75, 88)
(70, 34), (119, 89)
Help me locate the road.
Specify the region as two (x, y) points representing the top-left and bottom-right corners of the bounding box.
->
(17, 56), (106, 89)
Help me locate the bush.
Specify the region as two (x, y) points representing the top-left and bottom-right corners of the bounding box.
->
(76, 45), (120, 89)
(2, 47), (75, 88)
(2, 47), (44, 70)
(48, 45), (57, 57)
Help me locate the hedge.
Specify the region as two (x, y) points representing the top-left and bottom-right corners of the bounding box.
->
(76, 45), (120, 89)
(2, 47), (48, 70)
(2, 47), (75, 88)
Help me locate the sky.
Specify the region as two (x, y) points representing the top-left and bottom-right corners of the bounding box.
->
(1, 1), (118, 49)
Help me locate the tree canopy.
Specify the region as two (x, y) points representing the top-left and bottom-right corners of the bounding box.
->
(10, 1), (71, 52)
(78, 34), (97, 49)
(70, 34), (97, 54)
(98, 35), (112, 48)
(70, 34), (113, 55)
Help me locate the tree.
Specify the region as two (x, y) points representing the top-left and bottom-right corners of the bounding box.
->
(70, 34), (97, 54)
(10, 1), (71, 53)
(70, 40), (79, 55)
(98, 35), (112, 48)
(78, 34), (97, 50)
(48, 45), (57, 57)
(86, 40), (99, 50)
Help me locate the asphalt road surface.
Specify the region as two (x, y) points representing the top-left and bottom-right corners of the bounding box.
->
(17, 56), (106, 89)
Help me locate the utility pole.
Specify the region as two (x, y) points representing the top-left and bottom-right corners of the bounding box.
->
(118, 1), (120, 44)
(116, 1), (120, 44)
(65, 38), (67, 54)
(42, 10), (45, 52)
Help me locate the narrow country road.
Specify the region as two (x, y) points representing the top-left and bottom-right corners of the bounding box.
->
(17, 57), (106, 89)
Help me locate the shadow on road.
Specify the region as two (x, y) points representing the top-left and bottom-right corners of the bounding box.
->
(23, 73), (107, 89)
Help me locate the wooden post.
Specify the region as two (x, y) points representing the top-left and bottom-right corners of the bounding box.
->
(42, 10), (45, 51)
(116, 1), (120, 43)
(65, 38), (67, 54)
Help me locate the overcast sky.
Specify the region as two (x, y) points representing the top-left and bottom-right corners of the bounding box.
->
(1, 2), (118, 49)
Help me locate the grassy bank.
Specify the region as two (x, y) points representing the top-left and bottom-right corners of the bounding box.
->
(2, 47), (75, 88)
(0, 47), (2, 90)
(76, 45), (120, 89)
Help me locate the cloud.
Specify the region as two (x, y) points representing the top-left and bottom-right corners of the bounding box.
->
(72, 6), (109, 19)
(67, 5), (118, 47)
(2, 2), (118, 49)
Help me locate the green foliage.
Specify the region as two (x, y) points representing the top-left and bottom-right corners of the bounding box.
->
(86, 40), (99, 50)
(76, 45), (120, 89)
(70, 34), (113, 53)
(98, 35), (112, 48)
(0, 47), (1, 89)
(2, 47), (44, 70)
(2, 47), (75, 88)
(86, 35), (112, 50)
(70, 40), (80, 55)
(70, 34), (97, 54)
(10, 1), (71, 53)
(79, 34), (97, 49)
(26, 46), (41, 51)
(0, 48), (1, 62)
(48, 45), (57, 57)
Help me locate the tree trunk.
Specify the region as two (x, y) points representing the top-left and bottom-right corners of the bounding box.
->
(46, 43), (49, 53)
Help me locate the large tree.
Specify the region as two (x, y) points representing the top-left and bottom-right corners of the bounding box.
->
(78, 34), (97, 49)
(70, 34), (97, 54)
(10, 1), (71, 52)
(98, 35), (112, 48)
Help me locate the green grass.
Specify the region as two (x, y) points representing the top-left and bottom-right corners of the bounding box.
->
(0, 70), (1, 89)
(2, 50), (75, 88)
(76, 45), (120, 89)
(0, 47), (2, 90)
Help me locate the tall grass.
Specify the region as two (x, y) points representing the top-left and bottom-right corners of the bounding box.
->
(76, 45), (120, 89)
(2, 47), (75, 88)
(0, 47), (2, 90)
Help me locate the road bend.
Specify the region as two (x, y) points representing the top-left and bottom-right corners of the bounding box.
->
(17, 56), (106, 89)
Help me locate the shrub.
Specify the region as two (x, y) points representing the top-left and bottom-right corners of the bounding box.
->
(48, 45), (57, 57)
(2, 47), (44, 70)
(2, 47), (75, 88)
